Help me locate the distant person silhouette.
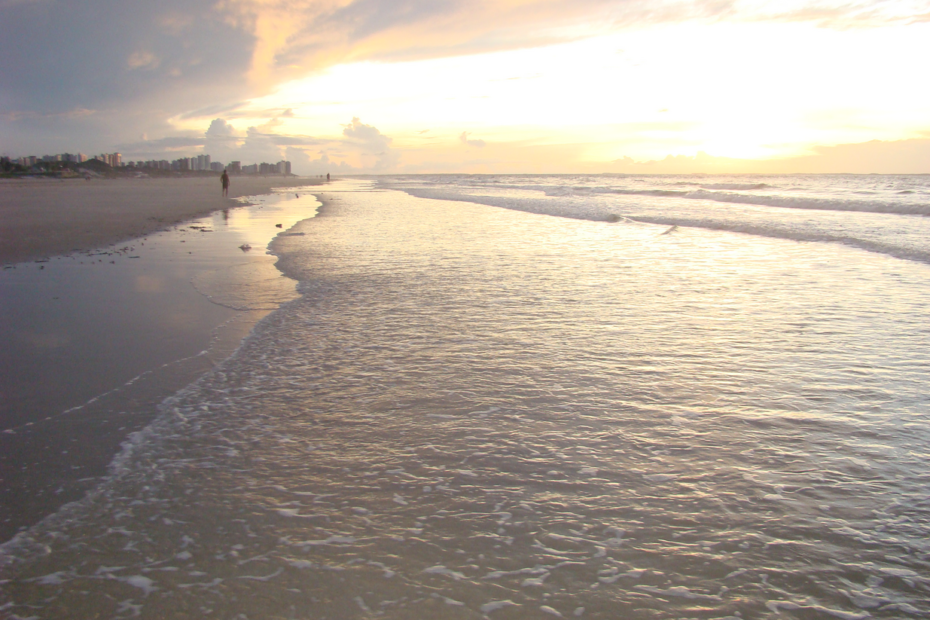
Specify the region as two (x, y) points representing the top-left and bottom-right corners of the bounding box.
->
(326, 173), (330, 181)
(221, 169), (230, 197)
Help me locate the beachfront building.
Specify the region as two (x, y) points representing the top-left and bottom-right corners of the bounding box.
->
(192, 154), (211, 171)
(9, 154), (88, 167)
(93, 153), (122, 167)
(5, 149), (290, 175)
(236, 161), (291, 175)
(130, 160), (172, 170)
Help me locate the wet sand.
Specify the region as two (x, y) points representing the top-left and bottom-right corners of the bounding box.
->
(0, 176), (319, 265)
(0, 184), (323, 542)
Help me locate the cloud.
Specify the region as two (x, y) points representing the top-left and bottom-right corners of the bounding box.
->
(201, 118), (244, 162)
(114, 115), (341, 169)
(119, 136), (206, 150)
(111, 119), (930, 175)
(267, 135), (328, 146)
(1, 107), (95, 122)
(343, 116), (392, 149)
(1, 0), (925, 157)
(286, 148), (358, 176)
(744, 1), (930, 28)
(0, 1), (254, 114)
(0, 0), (256, 154)
(205, 118), (240, 140)
(459, 131), (486, 148)
(601, 138), (930, 174)
(179, 102), (249, 120)
(127, 51), (160, 70)
(342, 117), (400, 170)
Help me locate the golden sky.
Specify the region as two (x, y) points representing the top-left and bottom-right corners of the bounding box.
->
(3, 0), (929, 173)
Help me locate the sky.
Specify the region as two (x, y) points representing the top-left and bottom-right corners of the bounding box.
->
(2, 0), (929, 174)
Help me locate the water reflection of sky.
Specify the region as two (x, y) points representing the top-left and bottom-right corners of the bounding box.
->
(0, 187), (321, 541)
(0, 188), (321, 431)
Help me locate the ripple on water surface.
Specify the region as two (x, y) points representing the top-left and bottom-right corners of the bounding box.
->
(2, 185), (929, 619)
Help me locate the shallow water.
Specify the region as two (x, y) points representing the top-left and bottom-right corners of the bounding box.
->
(0, 190), (319, 541)
(382, 174), (930, 264)
(2, 181), (929, 619)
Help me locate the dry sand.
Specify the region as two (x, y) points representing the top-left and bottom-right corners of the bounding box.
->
(0, 176), (320, 264)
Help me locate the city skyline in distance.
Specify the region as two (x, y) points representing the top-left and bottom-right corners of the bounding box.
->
(3, 151), (294, 174)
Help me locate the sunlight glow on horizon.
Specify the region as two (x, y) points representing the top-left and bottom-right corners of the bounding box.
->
(169, 19), (930, 171)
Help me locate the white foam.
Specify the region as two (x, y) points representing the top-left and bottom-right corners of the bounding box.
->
(480, 600), (518, 613)
(422, 565), (466, 580)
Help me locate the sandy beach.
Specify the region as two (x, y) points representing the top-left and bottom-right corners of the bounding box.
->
(0, 176), (319, 265)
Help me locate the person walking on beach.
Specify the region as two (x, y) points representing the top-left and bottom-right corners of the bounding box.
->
(221, 169), (230, 197)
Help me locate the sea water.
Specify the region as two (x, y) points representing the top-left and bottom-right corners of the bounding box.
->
(1, 175), (929, 619)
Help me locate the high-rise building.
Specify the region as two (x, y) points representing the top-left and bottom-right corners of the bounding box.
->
(228, 161), (241, 174)
(211, 162), (224, 172)
(195, 154), (211, 171)
(285, 161), (292, 176)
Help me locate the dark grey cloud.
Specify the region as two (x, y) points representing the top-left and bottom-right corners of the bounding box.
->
(0, 0), (255, 153)
(0, 1), (254, 114)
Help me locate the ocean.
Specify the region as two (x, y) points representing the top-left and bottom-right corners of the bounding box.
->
(2, 174), (929, 619)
